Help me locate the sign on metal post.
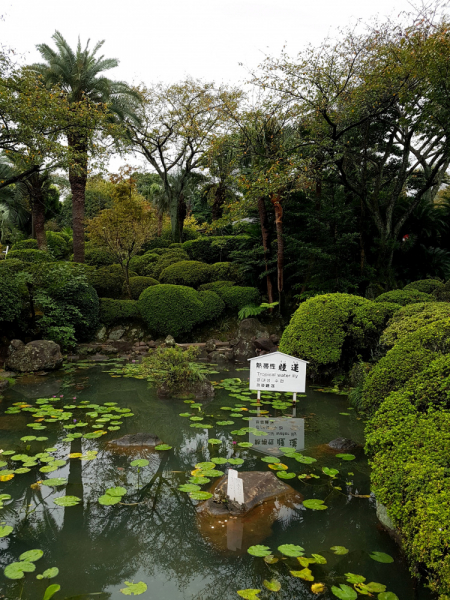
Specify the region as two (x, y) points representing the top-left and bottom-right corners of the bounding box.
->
(248, 351), (308, 395)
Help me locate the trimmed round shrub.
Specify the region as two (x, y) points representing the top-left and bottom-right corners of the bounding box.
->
(198, 290), (225, 321)
(208, 262), (237, 282)
(216, 285), (260, 311)
(138, 284), (204, 337)
(160, 260), (211, 288)
(84, 246), (116, 267)
(362, 317), (450, 413)
(0, 258), (24, 273)
(198, 280), (236, 292)
(45, 231), (72, 260)
(404, 279), (444, 295)
(129, 252), (160, 276)
(124, 276), (159, 300)
(182, 235), (251, 263)
(374, 289), (433, 305)
(279, 293), (399, 377)
(99, 298), (141, 326)
(0, 271), (23, 323)
(152, 251), (190, 279)
(380, 302), (450, 347)
(433, 280), (450, 302)
(87, 265), (136, 299)
(7, 249), (54, 263)
(72, 284), (100, 341)
(11, 239), (38, 250)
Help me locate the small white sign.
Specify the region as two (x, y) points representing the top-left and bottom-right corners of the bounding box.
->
(248, 351), (307, 393)
(227, 471), (244, 504)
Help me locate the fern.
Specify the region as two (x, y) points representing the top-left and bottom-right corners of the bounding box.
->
(238, 301), (279, 320)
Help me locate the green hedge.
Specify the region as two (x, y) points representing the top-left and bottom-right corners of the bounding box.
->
(279, 293), (399, 377)
(0, 270), (23, 323)
(0, 258), (24, 273)
(404, 279), (444, 295)
(84, 246), (116, 267)
(160, 260), (212, 287)
(45, 231), (72, 260)
(138, 284), (204, 337)
(366, 356), (450, 598)
(216, 285), (260, 311)
(433, 280), (450, 302)
(208, 262), (237, 282)
(362, 317), (450, 413)
(99, 298), (141, 326)
(198, 280), (236, 292)
(151, 251), (190, 279)
(380, 302), (450, 347)
(182, 235), (250, 263)
(87, 265), (137, 299)
(198, 290), (225, 321)
(374, 288), (433, 305)
(129, 252), (160, 276)
(7, 249), (54, 263)
(125, 276), (159, 300)
(11, 239), (38, 250)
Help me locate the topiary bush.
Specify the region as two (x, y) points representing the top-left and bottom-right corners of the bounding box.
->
(198, 290), (225, 322)
(11, 239), (38, 250)
(433, 279), (450, 302)
(404, 279), (444, 295)
(361, 317), (450, 413)
(208, 262), (237, 282)
(182, 235), (251, 263)
(138, 284), (204, 337)
(7, 249), (54, 263)
(125, 276), (159, 300)
(160, 260), (212, 288)
(216, 285), (260, 311)
(87, 264), (137, 299)
(374, 288), (433, 305)
(198, 280), (236, 292)
(380, 302), (450, 347)
(279, 293), (399, 378)
(84, 245), (116, 267)
(99, 298), (142, 326)
(151, 250), (190, 279)
(0, 270), (24, 324)
(0, 258), (24, 273)
(128, 252), (160, 276)
(45, 231), (72, 260)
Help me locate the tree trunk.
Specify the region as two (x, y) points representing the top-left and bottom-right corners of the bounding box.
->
(270, 193), (284, 306)
(170, 193), (187, 243)
(31, 187), (47, 250)
(257, 197), (274, 304)
(157, 211), (163, 236)
(68, 134), (88, 263)
(212, 184), (226, 221)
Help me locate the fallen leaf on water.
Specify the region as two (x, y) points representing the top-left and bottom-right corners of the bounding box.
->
(311, 583), (325, 594)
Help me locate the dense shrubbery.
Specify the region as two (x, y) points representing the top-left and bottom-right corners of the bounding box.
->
(433, 279), (450, 302)
(198, 280), (236, 292)
(160, 260), (212, 287)
(215, 285), (260, 311)
(87, 264), (137, 299)
(0, 270), (25, 324)
(138, 284), (205, 337)
(7, 249), (55, 263)
(380, 302), (450, 347)
(45, 231), (72, 259)
(279, 293), (399, 377)
(362, 317), (450, 413)
(126, 276), (159, 300)
(99, 298), (141, 326)
(208, 262), (237, 282)
(374, 288), (433, 305)
(0, 258), (25, 273)
(404, 279), (444, 295)
(182, 235), (250, 263)
(84, 245), (116, 267)
(11, 239), (38, 250)
(366, 356), (450, 598)
(198, 290), (225, 321)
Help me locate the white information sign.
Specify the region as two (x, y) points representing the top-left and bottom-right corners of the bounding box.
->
(227, 469), (244, 504)
(248, 351), (307, 393)
(248, 417), (305, 457)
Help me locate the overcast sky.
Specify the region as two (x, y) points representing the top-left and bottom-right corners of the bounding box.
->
(0, 0), (419, 171)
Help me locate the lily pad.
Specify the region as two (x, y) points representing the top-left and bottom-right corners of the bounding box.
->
(311, 554), (327, 564)
(247, 545), (272, 557)
(277, 472), (296, 479)
(36, 567), (59, 580)
(41, 478), (67, 487)
(323, 467), (339, 478)
(200, 469), (224, 477)
(120, 581), (148, 595)
(263, 579), (281, 592)
(178, 484), (201, 493)
(278, 544), (304, 557)
(295, 455), (317, 464)
(195, 462), (216, 470)
(14, 467), (31, 474)
(106, 486), (127, 497)
(237, 442), (253, 448)
(207, 439), (222, 445)
(99, 495), (121, 506)
(53, 495), (81, 507)
(261, 456), (281, 464)
(0, 525), (13, 537)
(130, 459), (149, 468)
(20, 549), (43, 562)
(330, 546), (349, 555)
(345, 573), (366, 584)
(263, 555), (279, 564)
(303, 499), (327, 510)
(154, 444), (172, 450)
(188, 477), (210, 484)
(228, 458), (244, 465)
(370, 551), (394, 563)
(217, 421), (234, 426)
(237, 590), (260, 600)
(290, 568), (313, 581)
(336, 454), (355, 461)
(211, 458), (228, 465)
(361, 582), (386, 593)
(331, 584), (357, 600)
(4, 561), (36, 579)
(311, 583), (325, 594)
(189, 491), (213, 500)
(378, 594), (399, 600)
(268, 463), (288, 471)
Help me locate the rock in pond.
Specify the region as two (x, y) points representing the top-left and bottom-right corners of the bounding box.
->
(157, 379), (215, 399)
(5, 339), (63, 372)
(109, 433), (163, 448)
(327, 437), (360, 451)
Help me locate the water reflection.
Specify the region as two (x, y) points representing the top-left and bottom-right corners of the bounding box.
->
(249, 417), (305, 457)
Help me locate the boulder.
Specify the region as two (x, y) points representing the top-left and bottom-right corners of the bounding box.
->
(205, 339), (217, 353)
(5, 340), (63, 373)
(0, 378), (9, 393)
(327, 437), (359, 451)
(157, 379), (215, 399)
(270, 333), (280, 345)
(197, 471), (301, 517)
(254, 338), (277, 353)
(165, 335), (176, 347)
(108, 326), (126, 341)
(109, 433), (163, 448)
(238, 318), (269, 341)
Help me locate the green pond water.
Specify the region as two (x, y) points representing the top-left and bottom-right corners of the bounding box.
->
(0, 361), (433, 600)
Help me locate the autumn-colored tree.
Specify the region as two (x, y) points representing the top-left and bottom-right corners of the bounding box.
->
(86, 184), (156, 297)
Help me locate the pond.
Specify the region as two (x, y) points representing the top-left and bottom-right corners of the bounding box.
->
(0, 361), (433, 600)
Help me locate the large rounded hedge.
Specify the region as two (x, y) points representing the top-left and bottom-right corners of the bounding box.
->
(215, 285), (260, 311)
(374, 288), (433, 305)
(11, 239), (38, 250)
(380, 302), (450, 347)
(362, 317), (450, 413)
(433, 280), (450, 302)
(208, 262), (237, 282)
(125, 276), (159, 300)
(85, 246), (116, 267)
(45, 231), (72, 260)
(138, 284), (204, 337)
(198, 290), (225, 322)
(129, 252), (160, 276)
(404, 279), (444, 295)
(182, 235), (251, 263)
(0, 271), (23, 323)
(87, 265), (137, 299)
(7, 249), (54, 263)
(72, 284), (100, 341)
(151, 250), (190, 279)
(198, 280), (236, 292)
(160, 260), (211, 288)
(279, 293), (399, 377)
(99, 298), (141, 326)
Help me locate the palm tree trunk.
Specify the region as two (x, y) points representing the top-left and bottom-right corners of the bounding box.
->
(31, 188), (47, 250)
(257, 197), (274, 304)
(68, 134), (88, 263)
(212, 184), (226, 221)
(270, 193), (284, 306)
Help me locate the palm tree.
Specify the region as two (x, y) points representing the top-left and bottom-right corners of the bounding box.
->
(32, 31), (139, 262)
(0, 157), (30, 243)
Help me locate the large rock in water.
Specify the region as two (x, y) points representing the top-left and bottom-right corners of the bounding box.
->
(233, 319), (270, 362)
(157, 379), (215, 399)
(5, 340), (63, 372)
(197, 471), (301, 517)
(327, 437), (359, 451)
(109, 433), (163, 448)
